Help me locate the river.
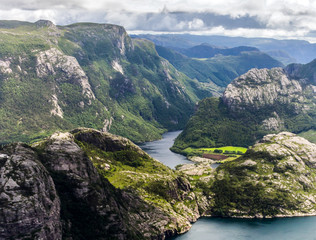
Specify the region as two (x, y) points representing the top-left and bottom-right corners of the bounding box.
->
(139, 130), (192, 169)
(140, 131), (316, 240)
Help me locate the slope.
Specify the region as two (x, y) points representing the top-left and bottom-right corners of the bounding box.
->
(155, 45), (283, 95)
(0, 20), (208, 144)
(173, 65), (316, 151)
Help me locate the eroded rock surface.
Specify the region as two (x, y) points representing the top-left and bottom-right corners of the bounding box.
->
(211, 132), (316, 217)
(0, 128), (211, 239)
(0, 143), (61, 240)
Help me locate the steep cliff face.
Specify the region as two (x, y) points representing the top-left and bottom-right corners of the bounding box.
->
(223, 68), (315, 115)
(173, 64), (316, 150)
(0, 143), (61, 240)
(211, 132), (316, 217)
(0, 20), (203, 144)
(0, 128), (211, 240)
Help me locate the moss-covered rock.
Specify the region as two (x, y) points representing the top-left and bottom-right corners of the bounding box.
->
(210, 132), (316, 218)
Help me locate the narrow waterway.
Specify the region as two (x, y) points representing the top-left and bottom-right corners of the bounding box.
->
(140, 131), (316, 240)
(139, 131), (192, 169)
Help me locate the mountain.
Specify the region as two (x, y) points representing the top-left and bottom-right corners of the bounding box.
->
(134, 34), (316, 64)
(0, 128), (211, 239)
(2, 129), (316, 239)
(210, 132), (316, 217)
(175, 44), (260, 58)
(155, 45), (283, 95)
(0, 20), (210, 144)
(172, 62), (316, 151)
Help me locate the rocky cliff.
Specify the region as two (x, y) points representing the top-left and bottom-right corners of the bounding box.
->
(0, 20), (207, 144)
(210, 132), (316, 217)
(0, 143), (61, 240)
(1, 128), (316, 239)
(0, 128), (211, 240)
(173, 63), (316, 150)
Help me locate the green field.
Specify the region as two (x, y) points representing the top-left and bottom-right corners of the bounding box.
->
(182, 146), (248, 161)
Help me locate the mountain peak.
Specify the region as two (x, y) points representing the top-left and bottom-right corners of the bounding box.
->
(35, 19), (55, 28)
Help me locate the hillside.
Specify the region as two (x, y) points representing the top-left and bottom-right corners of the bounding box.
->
(155, 45), (283, 95)
(0, 128), (211, 239)
(135, 34), (316, 64)
(173, 64), (316, 151)
(0, 20), (210, 144)
(207, 132), (316, 217)
(175, 44), (260, 58)
(2, 129), (316, 239)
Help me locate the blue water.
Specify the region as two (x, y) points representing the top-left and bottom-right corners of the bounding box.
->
(172, 217), (316, 240)
(139, 131), (192, 169)
(140, 131), (316, 240)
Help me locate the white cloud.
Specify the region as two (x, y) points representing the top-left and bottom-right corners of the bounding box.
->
(1, 0), (316, 41)
(188, 18), (205, 30)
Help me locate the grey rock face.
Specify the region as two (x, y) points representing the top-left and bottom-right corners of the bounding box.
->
(0, 143), (61, 240)
(0, 128), (211, 239)
(223, 68), (314, 112)
(211, 132), (316, 218)
(257, 132), (316, 168)
(36, 48), (96, 101)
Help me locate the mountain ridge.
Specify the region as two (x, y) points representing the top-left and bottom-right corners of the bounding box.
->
(173, 62), (316, 150)
(0, 20), (209, 144)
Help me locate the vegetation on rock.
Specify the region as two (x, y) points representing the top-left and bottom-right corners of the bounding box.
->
(0, 20), (208, 144)
(173, 66), (316, 150)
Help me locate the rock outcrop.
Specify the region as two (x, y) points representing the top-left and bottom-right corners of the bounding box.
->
(211, 132), (316, 217)
(0, 143), (61, 240)
(173, 64), (316, 150)
(0, 128), (211, 239)
(223, 68), (315, 113)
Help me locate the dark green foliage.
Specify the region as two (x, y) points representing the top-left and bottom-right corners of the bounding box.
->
(172, 97), (259, 150)
(210, 177), (293, 217)
(113, 150), (146, 167)
(224, 150), (236, 154)
(173, 89), (315, 149)
(145, 180), (171, 200)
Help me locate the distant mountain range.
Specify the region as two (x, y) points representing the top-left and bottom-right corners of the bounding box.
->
(134, 34), (316, 64)
(155, 44), (283, 94)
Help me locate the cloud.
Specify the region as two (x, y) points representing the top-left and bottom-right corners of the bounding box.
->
(1, 0), (316, 41)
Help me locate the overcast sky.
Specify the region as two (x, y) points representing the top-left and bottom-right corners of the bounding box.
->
(2, 0), (316, 42)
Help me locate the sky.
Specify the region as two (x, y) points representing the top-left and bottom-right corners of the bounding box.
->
(2, 0), (316, 42)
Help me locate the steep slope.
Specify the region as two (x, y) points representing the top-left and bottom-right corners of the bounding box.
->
(0, 128), (211, 240)
(2, 129), (316, 240)
(210, 132), (316, 217)
(0, 143), (61, 240)
(155, 45), (283, 95)
(0, 20), (206, 144)
(173, 65), (316, 150)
